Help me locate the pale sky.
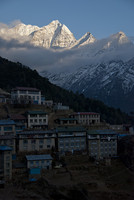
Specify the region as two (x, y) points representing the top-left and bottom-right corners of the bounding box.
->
(0, 0), (134, 39)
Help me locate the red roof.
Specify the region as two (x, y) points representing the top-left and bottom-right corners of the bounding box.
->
(12, 87), (39, 91)
(9, 114), (26, 120)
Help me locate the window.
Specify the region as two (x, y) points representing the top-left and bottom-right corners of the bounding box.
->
(4, 126), (12, 131)
(6, 156), (10, 161)
(39, 139), (44, 144)
(47, 139), (51, 144)
(23, 139), (28, 144)
(6, 162), (10, 167)
(31, 139), (36, 144)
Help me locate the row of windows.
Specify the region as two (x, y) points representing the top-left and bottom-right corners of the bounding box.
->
(59, 137), (85, 142)
(23, 139), (51, 144)
(23, 144), (51, 149)
(79, 115), (99, 118)
(30, 119), (46, 123)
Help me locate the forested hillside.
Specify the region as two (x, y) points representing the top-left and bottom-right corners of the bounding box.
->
(0, 56), (130, 124)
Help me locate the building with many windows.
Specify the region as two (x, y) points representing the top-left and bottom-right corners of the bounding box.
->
(56, 126), (87, 153)
(26, 111), (48, 129)
(0, 146), (12, 180)
(87, 130), (118, 160)
(0, 120), (16, 136)
(26, 154), (53, 170)
(17, 130), (56, 152)
(70, 112), (100, 125)
(11, 87), (41, 105)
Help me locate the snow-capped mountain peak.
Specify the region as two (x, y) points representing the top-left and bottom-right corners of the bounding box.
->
(72, 32), (96, 48)
(110, 31), (131, 45)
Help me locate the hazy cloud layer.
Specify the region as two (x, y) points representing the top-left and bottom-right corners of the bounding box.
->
(0, 22), (134, 76)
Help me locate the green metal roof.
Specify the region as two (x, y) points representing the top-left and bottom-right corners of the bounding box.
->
(87, 129), (117, 135)
(27, 111), (47, 115)
(59, 118), (77, 121)
(56, 126), (86, 132)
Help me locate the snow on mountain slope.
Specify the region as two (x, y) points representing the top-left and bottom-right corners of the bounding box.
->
(0, 20), (96, 48)
(0, 20), (134, 112)
(72, 32), (96, 48)
(30, 20), (76, 48)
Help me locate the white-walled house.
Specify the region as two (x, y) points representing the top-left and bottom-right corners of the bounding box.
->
(70, 112), (100, 125)
(26, 111), (48, 129)
(11, 87), (41, 105)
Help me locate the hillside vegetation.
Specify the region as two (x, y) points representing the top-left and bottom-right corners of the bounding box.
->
(0, 56), (129, 124)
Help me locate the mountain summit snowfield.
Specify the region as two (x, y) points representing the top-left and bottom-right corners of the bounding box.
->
(0, 20), (134, 113)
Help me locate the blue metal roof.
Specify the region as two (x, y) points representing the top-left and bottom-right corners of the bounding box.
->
(56, 126), (86, 132)
(0, 145), (12, 151)
(0, 119), (15, 125)
(26, 154), (53, 161)
(87, 129), (118, 135)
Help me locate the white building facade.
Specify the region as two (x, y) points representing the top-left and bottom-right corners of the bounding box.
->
(11, 87), (41, 105)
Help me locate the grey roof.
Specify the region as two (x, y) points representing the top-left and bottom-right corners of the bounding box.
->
(0, 145), (12, 151)
(26, 154), (53, 161)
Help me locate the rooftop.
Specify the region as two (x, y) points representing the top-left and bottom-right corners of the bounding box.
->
(56, 126), (86, 132)
(17, 130), (55, 135)
(72, 112), (100, 115)
(26, 154), (53, 161)
(9, 114), (26, 120)
(58, 118), (77, 121)
(87, 129), (118, 135)
(0, 119), (15, 125)
(0, 145), (12, 151)
(27, 111), (47, 115)
(12, 87), (40, 92)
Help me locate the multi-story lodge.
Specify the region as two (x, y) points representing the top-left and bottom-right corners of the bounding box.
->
(26, 111), (48, 129)
(11, 87), (41, 105)
(70, 112), (100, 125)
(87, 130), (118, 160)
(56, 126), (87, 153)
(0, 146), (12, 180)
(17, 130), (56, 152)
(0, 120), (16, 136)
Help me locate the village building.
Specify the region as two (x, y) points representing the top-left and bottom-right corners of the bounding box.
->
(0, 120), (16, 136)
(26, 111), (48, 129)
(9, 114), (27, 133)
(11, 87), (41, 105)
(17, 130), (56, 152)
(54, 103), (69, 110)
(56, 126), (87, 153)
(87, 130), (118, 160)
(0, 135), (16, 155)
(26, 154), (53, 170)
(70, 112), (100, 125)
(0, 146), (12, 180)
(55, 117), (77, 126)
